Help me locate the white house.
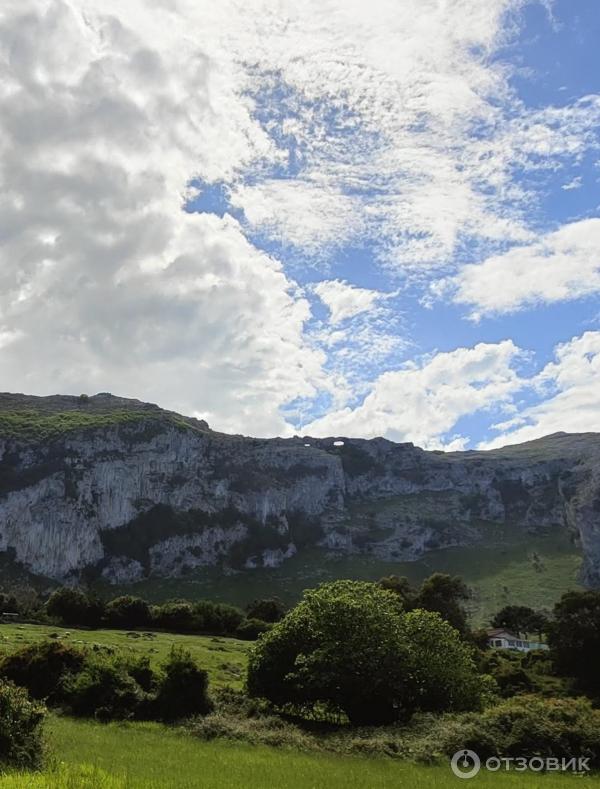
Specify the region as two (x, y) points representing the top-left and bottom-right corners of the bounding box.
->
(486, 627), (548, 652)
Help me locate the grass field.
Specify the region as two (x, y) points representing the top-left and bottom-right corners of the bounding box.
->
(97, 526), (581, 626)
(0, 715), (597, 788)
(0, 623), (249, 689)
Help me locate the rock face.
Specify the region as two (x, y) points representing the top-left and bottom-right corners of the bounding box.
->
(0, 392), (599, 585)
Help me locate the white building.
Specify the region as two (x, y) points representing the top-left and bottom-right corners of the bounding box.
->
(486, 627), (548, 652)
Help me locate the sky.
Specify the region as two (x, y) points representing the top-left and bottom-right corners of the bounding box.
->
(0, 0), (599, 450)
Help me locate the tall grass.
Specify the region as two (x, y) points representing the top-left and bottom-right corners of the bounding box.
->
(1, 716), (595, 789)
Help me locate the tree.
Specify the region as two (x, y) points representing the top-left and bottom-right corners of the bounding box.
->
(46, 587), (104, 627)
(548, 590), (600, 698)
(105, 596), (151, 629)
(153, 601), (197, 632)
(0, 680), (46, 769)
(377, 575), (414, 607)
(247, 580), (486, 725)
(490, 605), (548, 638)
(415, 573), (470, 635)
(245, 598), (286, 623)
(193, 601), (245, 634)
(152, 648), (213, 721)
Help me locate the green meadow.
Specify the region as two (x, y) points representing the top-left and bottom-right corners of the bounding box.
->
(0, 715), (596, 789)
(0, 623), (249, 690)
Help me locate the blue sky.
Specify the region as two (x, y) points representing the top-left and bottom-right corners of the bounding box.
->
(2, 0), (600, 448)
(182, 0), (600, 447)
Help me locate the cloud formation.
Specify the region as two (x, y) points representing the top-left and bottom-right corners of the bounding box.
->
(436, 219), (600, 319)
(0, 0), (599, 447)
(302, 341), (525, 449)
(483, 332), (600, 448)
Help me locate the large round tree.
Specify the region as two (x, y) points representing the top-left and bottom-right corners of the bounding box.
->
(247, 580), (485, 725)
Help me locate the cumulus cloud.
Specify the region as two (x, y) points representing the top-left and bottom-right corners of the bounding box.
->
(301, 341), (525, 449)
(0, 0), (325, 436)
(483, 332), (600, 448)
(1, 0), (600, 442)
(312, 280), (389, 324)
(436, 218), (600, 319)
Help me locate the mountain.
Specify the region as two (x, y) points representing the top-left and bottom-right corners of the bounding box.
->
(0, 392), (598, 594)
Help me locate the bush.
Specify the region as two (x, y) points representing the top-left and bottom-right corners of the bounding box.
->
(46, 588), (104, 627)
(152, 601), (197, 632)
(152, 648), (213, 722)
(247, 580), (486, 725)
(430, 696), (600, 766)
(65, 655), (149, 721)
(0, 640), (85, 702)
(105, 596), (151, 629)
(0, 680), (46, 769)
(194, 601), (245, 635)
(236, 618), (272, 641)
(245, 598), (286, 623)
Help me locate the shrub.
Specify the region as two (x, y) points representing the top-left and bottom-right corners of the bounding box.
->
(152, 601), (197, 632)
(0, 680), (46, 769)
(105, 596), (151, 629)
(247, 580), (486, 725)
(194, 601), (245, 635)
(46, 587), (104, 627)
(152, 648), (213, 722)
(245, 598), (286, 623)
(430, 696), (600, 766)
(0, 640), (85, 702)
(65, 655), (148, 721)
(236, 618), (272, 641)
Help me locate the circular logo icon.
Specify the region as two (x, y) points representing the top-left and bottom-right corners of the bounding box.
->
(450, 750), (481, 779)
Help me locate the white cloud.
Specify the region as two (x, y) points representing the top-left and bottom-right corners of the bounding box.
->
(437, 218), (600, 319)
(312, 280), (388, 324)
(482, 332), (600, 447)
(302, 340), (525, 449)
(562, 176), (582, 190)
(1, 0), (600, 444)
(0, 0), (326, 436)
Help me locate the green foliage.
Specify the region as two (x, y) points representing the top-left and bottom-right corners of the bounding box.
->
(490, 604), (548, 637)
(193, 601), (245, 634)
(430, 695), (600, 766)
(247, 580), (486, 725)
(105, 596), (151, 629)
(0, 410), (174, 442)
(414, 573), (470, 635)
(399, 610), (489, 713)
(0, 640), (85, 702)
(245, 598), (286, 623)
(0, 680), (45, 769)
(152, 601), (197, 632)
(0, 638), (213, 724)
(548, 589), (600, 699)
(235, 619), (272, 641)
(46, 588), (104, 627)
(152, 648), (213, 722)
(0, 621), (249, 691)
(65, 654), (150, 721)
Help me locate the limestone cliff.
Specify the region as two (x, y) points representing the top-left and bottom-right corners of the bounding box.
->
(0, 393), (598, 585)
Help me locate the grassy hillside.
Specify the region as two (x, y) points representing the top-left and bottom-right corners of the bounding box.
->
(0, 623), (249, 690)
(0, 715), (594, 788)
(98, 526), (581, 627)
(0, 392), (208, 442)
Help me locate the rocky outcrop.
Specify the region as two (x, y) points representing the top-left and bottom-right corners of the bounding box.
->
(0, 393), (599, 585)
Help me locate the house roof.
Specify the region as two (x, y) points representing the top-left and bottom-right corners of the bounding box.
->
(486, 627), (520, 639)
